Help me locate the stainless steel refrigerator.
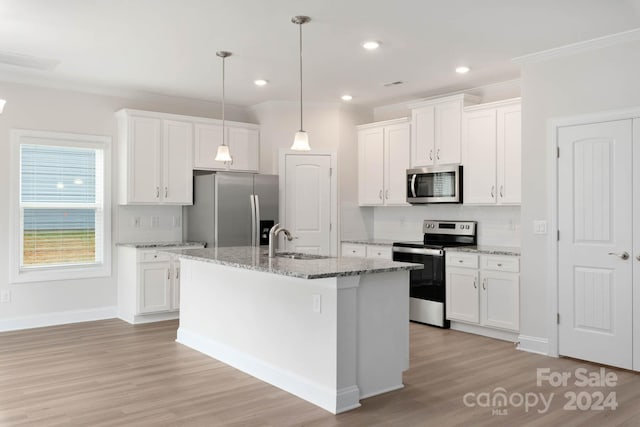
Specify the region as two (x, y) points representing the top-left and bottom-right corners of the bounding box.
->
(184, 172), (278, 248)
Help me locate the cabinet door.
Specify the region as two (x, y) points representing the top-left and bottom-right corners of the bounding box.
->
(481, 271), (519, 331)
(384, 123), (411, 205)
(138, 262), (172, 314)
(411, 106), (435, 167)
(193, 123), (225, 170)
(171, 261), (180, 311)
(228, 126), (259, 172)
(128, 116), (162, 203)
(435, 100), (462, 164)
(497, 105), (521, 205)
(163, 120), (193, 204)
(463, 109), (497, 204)
(446, 268), (479, 323)
(358, 128), (385, 205)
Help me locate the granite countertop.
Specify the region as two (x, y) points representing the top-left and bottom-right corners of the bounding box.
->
(165, 246), (422, 280)
(341, 239), (397, 247)
(445, 246), (521, 256)
(117, 241), (205, 249)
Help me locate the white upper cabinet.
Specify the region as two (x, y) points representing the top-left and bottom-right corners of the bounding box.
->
(117, 111), (193, 205)
(163, 120), (193, 204)
(193, 122), (259, 172)
(410, 94), (480, 167)
(358, 118), (411, 206)
(462, 99), (521, 205)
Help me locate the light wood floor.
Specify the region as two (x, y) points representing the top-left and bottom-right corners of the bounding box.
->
(1, 319), (639, 426)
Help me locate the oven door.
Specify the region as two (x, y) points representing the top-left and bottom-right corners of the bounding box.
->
(393, 246), (449, 328)
(406, 165), (462, 204)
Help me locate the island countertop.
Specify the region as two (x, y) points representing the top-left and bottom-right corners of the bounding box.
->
(166, 246), (422, 279)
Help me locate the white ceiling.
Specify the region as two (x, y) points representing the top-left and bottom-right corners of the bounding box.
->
(0, 0), (639, 108)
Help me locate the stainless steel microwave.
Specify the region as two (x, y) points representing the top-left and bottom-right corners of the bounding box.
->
(406, 165), (463, 204)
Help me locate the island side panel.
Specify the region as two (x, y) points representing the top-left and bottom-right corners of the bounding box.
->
(176, 259), (358, 414)
(352, 270), (410, 399)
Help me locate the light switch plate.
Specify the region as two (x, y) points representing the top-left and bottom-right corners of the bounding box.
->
(1, 290), (11, 303)
(534, 220), (547, 235)
(312, 294), (322, 313)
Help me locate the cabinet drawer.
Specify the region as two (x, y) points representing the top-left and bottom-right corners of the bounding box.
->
(481, 255), (519, 273)
(138, 250), (172, 262)
(366, 245), (392, 260)
(446, 252), (478, 268)
(342, 243), (366, 257)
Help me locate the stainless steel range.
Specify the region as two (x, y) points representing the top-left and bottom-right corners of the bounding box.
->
(392, 220), (477, 328)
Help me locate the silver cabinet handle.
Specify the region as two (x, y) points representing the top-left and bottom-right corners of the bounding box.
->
(499, 185), (503, 198)
(156, 187), (160, 198)
(379, 190), (383, 200)
(429, 149), (433, 161)
(167, 269), (171, 280)
(473, 277), (477, 289)
(436, 148), (440, 160)
(164, 187), (168, 198)
(385, 189), (389, 200)
(608, 251), (629, 260)
(482, 278), (487, 290)
(491, 186), (495, 199)
(637, 254), (640, 261)
(176, 267), (180, 279)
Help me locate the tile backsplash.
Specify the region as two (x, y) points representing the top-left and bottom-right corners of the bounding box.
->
(116, 205), (183, 244)
(372, 205), (520, 247)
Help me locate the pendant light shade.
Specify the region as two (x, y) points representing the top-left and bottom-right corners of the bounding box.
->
(215, 51), (233, 163)
(291, 15), (311, 151)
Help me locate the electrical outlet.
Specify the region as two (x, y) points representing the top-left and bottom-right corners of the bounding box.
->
(1, 290), (11, 303)
(133, 216), (141, 228)
(312, 294), (322, 313)
(173, 216), (181, 227)
(151, 216), (160, 228)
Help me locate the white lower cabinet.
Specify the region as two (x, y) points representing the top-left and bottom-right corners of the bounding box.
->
(118, 245), (202, 323)
(446, 252), (519, 334)
(341, 242), (392, 260)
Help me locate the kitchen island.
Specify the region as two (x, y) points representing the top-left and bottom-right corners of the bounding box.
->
(168, 246), (421, 414)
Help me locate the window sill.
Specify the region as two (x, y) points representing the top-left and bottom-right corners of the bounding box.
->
(11, 263), (111, 284)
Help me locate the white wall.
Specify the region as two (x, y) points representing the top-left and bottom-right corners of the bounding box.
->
(249, 101), (373, 241)
(0, 81), (248, 327)
(519, 38), (640, 343)
(372, 205), (520, 247)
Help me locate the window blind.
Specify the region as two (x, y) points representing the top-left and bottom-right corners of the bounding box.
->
(20, 144), (104, 268)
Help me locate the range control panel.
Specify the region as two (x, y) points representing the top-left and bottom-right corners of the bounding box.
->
(423, 220), (477, 236)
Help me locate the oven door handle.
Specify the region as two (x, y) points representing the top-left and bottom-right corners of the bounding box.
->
(392, 246), (444, 257)
(410, 174), (417, 198)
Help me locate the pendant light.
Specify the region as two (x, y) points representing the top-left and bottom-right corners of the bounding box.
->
(291, 16), (311, 151)
(215, 51), (233, 162)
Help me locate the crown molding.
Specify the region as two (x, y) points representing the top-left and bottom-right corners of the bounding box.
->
(512, 27), (640, 65)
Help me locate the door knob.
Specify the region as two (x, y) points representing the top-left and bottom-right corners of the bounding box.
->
(608, 251), (630, 260)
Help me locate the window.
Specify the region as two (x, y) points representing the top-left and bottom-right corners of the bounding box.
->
(11, 130), (111, 282)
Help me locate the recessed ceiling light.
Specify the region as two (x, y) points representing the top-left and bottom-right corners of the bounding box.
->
(455, 66), (470, 74)
(362, 41), (380, 50)
(341, 95), (353, 101)
(254, 79), (268, 86)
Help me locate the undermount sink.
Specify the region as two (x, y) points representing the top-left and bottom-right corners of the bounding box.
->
(275, 252), (331, 260)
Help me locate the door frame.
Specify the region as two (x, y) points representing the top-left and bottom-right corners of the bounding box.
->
(547, 106), (640, 360)
(278, 150), (338, 256)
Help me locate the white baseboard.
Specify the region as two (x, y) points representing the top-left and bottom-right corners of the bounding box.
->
(0, 306), (117, 332)
(176, 327), (360, 414)
(118, 311), (179, 325)
(517, 335), (550, 356)
(450, 321), (519, 342)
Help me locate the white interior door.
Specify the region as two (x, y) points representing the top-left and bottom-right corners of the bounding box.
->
(558, 119), (633, 369)
(284, 154), (331, 255)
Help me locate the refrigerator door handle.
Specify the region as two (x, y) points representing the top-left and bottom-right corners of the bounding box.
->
(254, 194), (261, 247)
(250, 194), (256, 247)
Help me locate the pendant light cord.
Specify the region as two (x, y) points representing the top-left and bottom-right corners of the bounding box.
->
(299, 21), (303, 132)
(222, 55), (226, 146)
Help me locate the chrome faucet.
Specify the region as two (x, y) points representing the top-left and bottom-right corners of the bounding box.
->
(268, 223), (293, 257)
